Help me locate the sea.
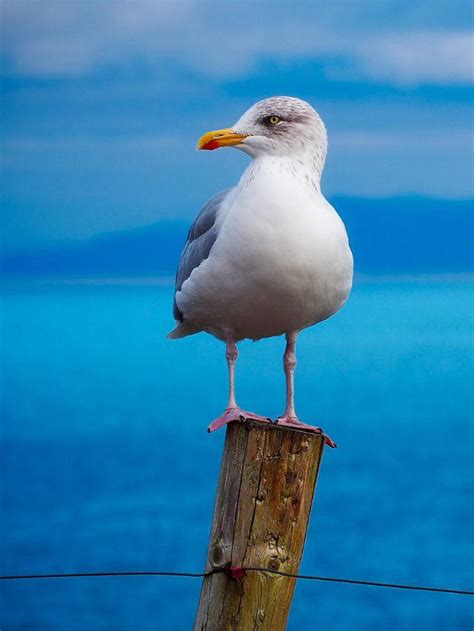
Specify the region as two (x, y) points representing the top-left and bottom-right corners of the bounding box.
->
(1, 278), (473, 630)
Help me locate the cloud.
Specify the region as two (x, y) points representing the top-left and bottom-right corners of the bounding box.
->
(0, 1), (196, 76)
(1, 1), (472, 86)
(353, 31), (474, 85)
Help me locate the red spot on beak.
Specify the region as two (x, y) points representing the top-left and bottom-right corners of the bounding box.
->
(200, 139), (220, 151)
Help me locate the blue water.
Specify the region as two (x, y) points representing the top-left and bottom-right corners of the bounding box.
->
(1, 280), (473, 630)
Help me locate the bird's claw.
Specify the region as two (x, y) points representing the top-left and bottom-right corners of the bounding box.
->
(208, 407), (272, 433)
(275, 415), (337, 448)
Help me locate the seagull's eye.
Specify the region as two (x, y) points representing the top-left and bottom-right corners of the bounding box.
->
(268, 115), (280, 125)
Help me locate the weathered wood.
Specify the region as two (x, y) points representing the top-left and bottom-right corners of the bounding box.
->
(194, 420), (325, 631)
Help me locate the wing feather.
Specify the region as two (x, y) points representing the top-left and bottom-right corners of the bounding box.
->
(173, 189), (231, 321)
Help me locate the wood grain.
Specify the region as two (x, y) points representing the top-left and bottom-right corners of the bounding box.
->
(194, 420), (325, 631)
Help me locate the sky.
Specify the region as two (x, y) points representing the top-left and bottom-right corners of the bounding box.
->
(1, 0), (473, 250)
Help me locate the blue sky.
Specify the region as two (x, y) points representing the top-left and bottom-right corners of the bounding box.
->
(1, 0), (473, 250)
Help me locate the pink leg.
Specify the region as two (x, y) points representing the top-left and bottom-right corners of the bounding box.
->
(208, 336), (271, 433)
(276, 332), (336, 448)
(226, 336), (238, 409)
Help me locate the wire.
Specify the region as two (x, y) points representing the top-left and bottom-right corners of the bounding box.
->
(243, 568), (474, 595)
(0, 567), (472, 596)
(0, 571), (207, 580)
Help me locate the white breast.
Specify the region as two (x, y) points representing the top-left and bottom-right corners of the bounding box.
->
(176, 157), (353, 341)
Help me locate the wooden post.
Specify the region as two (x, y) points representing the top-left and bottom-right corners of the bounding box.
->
(194, 419), (326, 631)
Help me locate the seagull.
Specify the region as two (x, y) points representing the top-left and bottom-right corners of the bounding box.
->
(168, 96), (353, 444)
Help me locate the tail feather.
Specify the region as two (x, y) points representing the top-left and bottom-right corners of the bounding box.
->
(167, 323), (201, 340)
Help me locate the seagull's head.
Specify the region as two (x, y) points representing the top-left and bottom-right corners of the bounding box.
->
(197, 96), (327, 161)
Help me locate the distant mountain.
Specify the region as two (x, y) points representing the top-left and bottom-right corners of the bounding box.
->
(1, 197), (472, 278)
(0, 222), (187, 279)
(340, 196), (473, 274)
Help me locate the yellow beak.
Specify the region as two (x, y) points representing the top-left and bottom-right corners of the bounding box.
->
(197, 127), (248, 151)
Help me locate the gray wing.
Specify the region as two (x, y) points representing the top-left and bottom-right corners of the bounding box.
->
(173, 189), (231, 321)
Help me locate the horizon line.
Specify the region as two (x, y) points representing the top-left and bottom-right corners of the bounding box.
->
(1, 272), (473, 290)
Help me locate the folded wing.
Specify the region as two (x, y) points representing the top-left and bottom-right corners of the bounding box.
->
(172, 188), (231, 325)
